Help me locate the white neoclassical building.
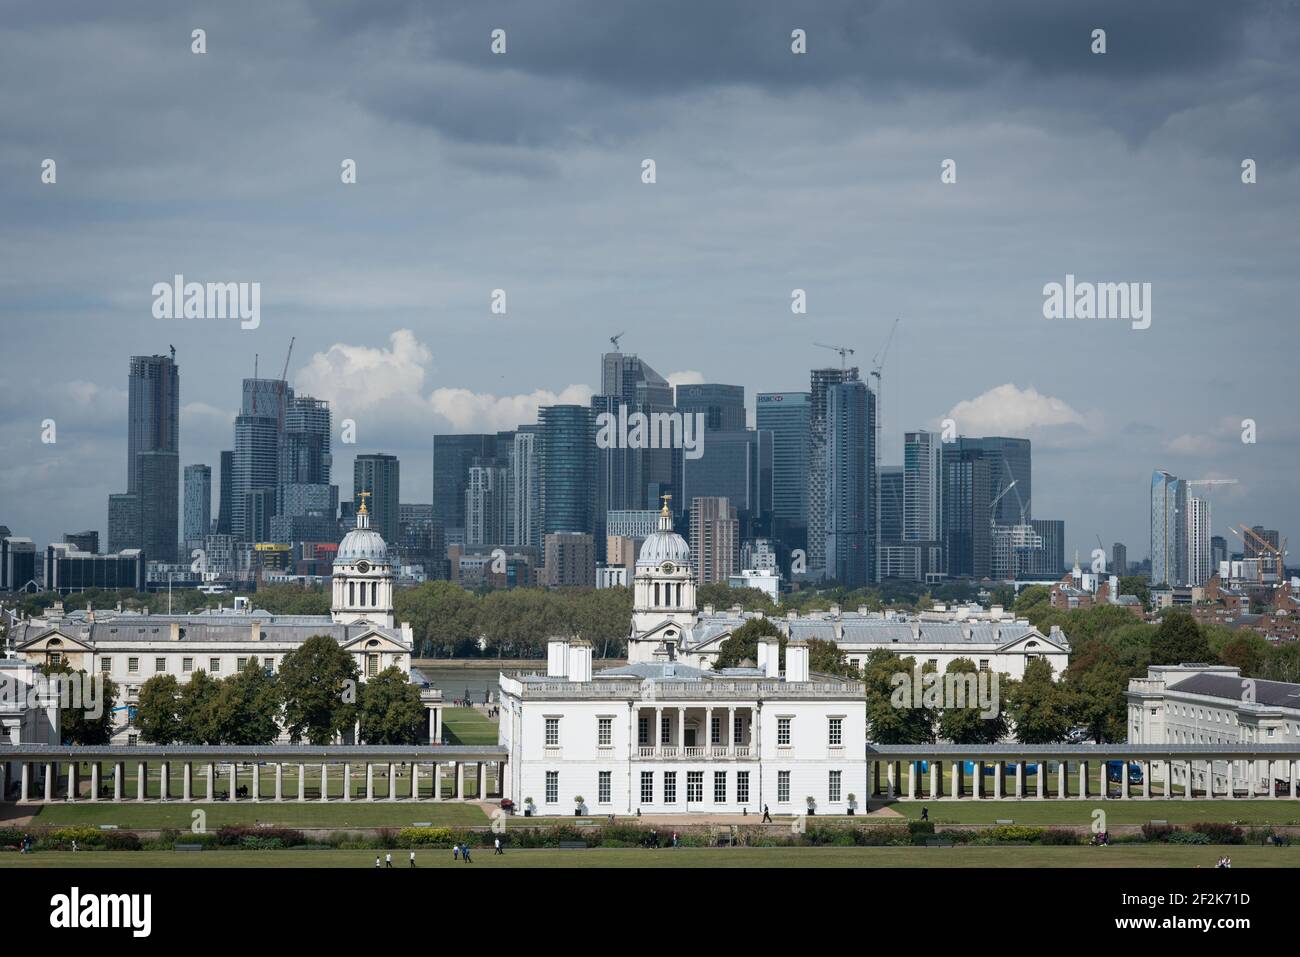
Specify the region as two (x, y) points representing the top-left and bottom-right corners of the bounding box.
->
(10, 502), (442, 745)
(1127, 664), (1300, 796)
(499, 507), (867, 816)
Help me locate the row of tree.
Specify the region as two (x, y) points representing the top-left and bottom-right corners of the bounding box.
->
(130, 636), (425, 746)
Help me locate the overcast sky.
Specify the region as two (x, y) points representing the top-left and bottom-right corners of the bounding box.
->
(2, 0), (1297, 563)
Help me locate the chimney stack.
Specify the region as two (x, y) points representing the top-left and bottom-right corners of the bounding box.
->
(786, 639), (810, 682)
(760, 635), (781, 679)
(547, 636), (570, 678)
(567, 638), (592, 682)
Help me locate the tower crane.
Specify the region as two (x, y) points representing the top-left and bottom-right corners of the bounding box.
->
(609, 332), (625, 351)
(814, 342), (855, 369)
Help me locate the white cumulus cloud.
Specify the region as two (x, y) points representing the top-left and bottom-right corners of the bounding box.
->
(943, 384), (1087, 435)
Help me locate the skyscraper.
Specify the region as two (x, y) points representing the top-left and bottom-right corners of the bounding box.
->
(594, 351), (675, 514)
(539, 405), (596, 537)
(217, 450), (234, 535)
(183, 464), (212, 549)
(432, 434), (499, 538)
(465, 463), (509, 546)
(942, 444), (995, 579)
(108, 352), (180, 562)
(755, 392), (810, 552)
(232, 413), (279, 542)
(673, 383), (746, 432)
(354, 453), (401, 546)
(809, 366), (860, 577)
(1112, 542), (1128, 576)
(511, 428), (541, 547)
(690, 496), (740, 585)
(903, 431), (943, 543)
(878, 466), (904, 546)
(282, 395), (332, 485)
(1187, 495), (1212, 586)
(1150, 470), (1187, 586)
(824, 379), (875, 587)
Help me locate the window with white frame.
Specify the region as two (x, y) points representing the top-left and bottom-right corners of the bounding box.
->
(829, 770), (842, 803)
(733, 716), (744, 744)
(545, 717), (560, 746)
(664, 772), (677, 803)
(777, 770), (790, 803)
(237, 657), (247, 671)
(710, 714), (721, 745)
(100, 657), (111, 673)
(660, 714), (671, 745)
(737, 771), (750, 804)
(641, 771), (653, 803)
(687, 771), (703, 803)
(598, 716), (613, 747)
(209, 658), (220, 672)
(714, 771), (726, 803)
(777, 716), (791, 746)
(545, 771), (558, 803)
(598, 771), (612, 804)
(182, 657), (193, 673)
(128, 657), (139, 674)
(638, 715), (649, 745)
(828, 716), (843, 746)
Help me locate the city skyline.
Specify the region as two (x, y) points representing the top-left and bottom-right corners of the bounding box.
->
(2, 1), (1294, 561)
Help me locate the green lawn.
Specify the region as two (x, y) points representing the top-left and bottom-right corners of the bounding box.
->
(3, 845), (1299, 868)
(888, 799), (1300, 826)
(442, 707), (499, 746)
(15, 801), (489, 829)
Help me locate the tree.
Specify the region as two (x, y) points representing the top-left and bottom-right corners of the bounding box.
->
(40, 663), (118, 746)
(208, 659), (280, 745)
(1216, 633), (1268, 677)
(1149, 610), (1212, 666)
(1013, 584), (1052, 618)
(358, 666), (426, 745)
(1006, 658), (1070, 743)
(862, 650), (934, 744)
(807, 638), (859, 678)
(712, 617), (783, 669)
(278, 635), (360, 744)
(1063, 642), (1132, 742)
(1118, 576), (1150, 608)
(936, 658), (1008, 744)
(395, 581), (480, 657)
(177, 670), (222, 744)
(697, 582), (774, 613)
(135, 674), (183, 744)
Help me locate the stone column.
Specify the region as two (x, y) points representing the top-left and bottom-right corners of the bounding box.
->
(1290, 759), (1298, 801)
(428, 708), (437, 744)
(1121, 761), (1130, 799)
(1203, 760), (1214, 799)
(906, 761), (918, 800)
(298, 764), (306, 802)
(321, 764), (329, 802)
(434, 763), (443, 801)
(677, 707), (685, 750)
(366, 763), (375, 801)
(252, 763), (261, 802)
(138, 762), (148, 802)
(113, 762), (123, 801)
(728, 709), (736, 754)
(1184, 760), (1194, 799)
(457, 762), (466, 800)
(1036, 760), (1045, 799)
(1057, 759), (1066, 799)
(886, 761), (896, 800)
(20, 762), (31, 802)
(928, 761), (937, 800)
(973, 761), (983, 800)
(1269, 759), (1280, 799)
(229, 762), (237, 801)
(206, 763), (214, 801)
(343, 763), (352, 801)
(183, 762), (192, 802)
(1014, 761), (1023, 799)
(706, 706), (714, 749)
(951, 761), (961, 801)
(994, 762), (1003, 800)
(1227, 761), (1236, 800)
(158, 762), (168, 802)
(411, 763), (419, 800)
(654, 707), (663, 753)
(387, 762), (397, 801)
(1141, 761), (1150, 799)
(1078, 761), (1088, 799)
(275, 764), (284, 801)
(89, 762), (100, 802)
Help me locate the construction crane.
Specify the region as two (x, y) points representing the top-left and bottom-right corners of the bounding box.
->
(609, 332), (625, 351)
(1229, 524), (1287, 581)
(1186, 478), (1239, 489)
(814, 342), (855, 369)
(280, 336), (295, 382)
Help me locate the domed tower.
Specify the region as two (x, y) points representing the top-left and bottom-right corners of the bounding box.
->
(629, 495), (697, 662)
(331, 492), (394, 628)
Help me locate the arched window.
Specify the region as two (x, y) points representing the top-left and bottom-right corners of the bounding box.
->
(371, 581), (377, 606)
(654, 582), (660, 606)
(348, 581), (355, 605)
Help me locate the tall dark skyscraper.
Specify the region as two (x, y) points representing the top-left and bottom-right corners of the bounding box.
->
(353, 453), (401, 546)
(432, 434), (498, 539)
(878, 466), (904, 546)
(183, 464), (212, 548)
(824, 379), (875, 587)
(594, 351), (674, 513)
(961, 437), (1031, 525)
(107, 352), (180, 562)
(675, 382), (771, 540)
(756, 391), (811, 552)
(942, 444), (995, 578)
(232, 413), (279, 542)
(216, 450), (233, 535)
(808, 366), (860, 576)
(674, 383), (746, 432)
(282, 395), (332, 485)
(539, 404), (596, 536)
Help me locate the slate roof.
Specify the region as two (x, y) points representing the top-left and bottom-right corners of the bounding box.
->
(1168, 673), (1300, 710)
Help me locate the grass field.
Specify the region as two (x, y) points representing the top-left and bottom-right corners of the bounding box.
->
(3, 845), (1298, 868)
(441, 707), (499, 746)
(13, 801), (489, 829)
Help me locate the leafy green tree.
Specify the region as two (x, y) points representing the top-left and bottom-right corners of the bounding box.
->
(358, 666), (426, 745)
(1216, 632), (1269, 677)
(712, 617), (783, 669)
(134, 674), (183, 744)
(40, 663), (119, 745)
(1013, 585), (1052, 618)
(807, 638), (859, 678)
(1264, 642), (1300, 683)
(1118, 576), (1150, 608)
(278, 635), (360, 744)
(1149, 610), (1212, 665)
(177, 670), (222, 744)
(1006, 657), (1070, 743)
(1063, 642), (1133, 742)
(208, 659), (280, 745)
(862, 650), (934, 744)
(697, 582), (775, 613)
(396, 581), (480, 657)
(936, 658), (1008, 744)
